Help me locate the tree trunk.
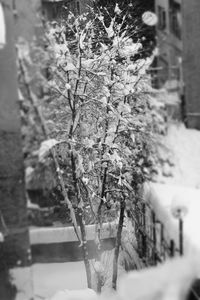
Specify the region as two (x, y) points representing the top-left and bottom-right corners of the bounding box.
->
(71, 152), (92, 288)
(77, 207), (92, 288)
(112, 199), (125, 290)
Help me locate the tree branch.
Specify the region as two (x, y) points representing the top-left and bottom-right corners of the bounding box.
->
(17, 49), (82, 243)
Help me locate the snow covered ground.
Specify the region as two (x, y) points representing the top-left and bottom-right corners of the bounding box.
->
(118, 255), (200, 300)
(12, 255), (200, 300)
(11, 261), (88, 300)
(12, 254), (125, 299)
(10, 222), (116, 300)
(33, 262), (87, 299)
(46, 255), (200, 300)
(157, 123), (200, 188)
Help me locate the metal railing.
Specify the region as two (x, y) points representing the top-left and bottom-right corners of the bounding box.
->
(129, 199), (200, 299)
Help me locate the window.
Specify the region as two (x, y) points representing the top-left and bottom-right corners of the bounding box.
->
(169, 0), (181, 39)
(76, 1), (80, 14)
(42, 2), (64, 20)
(158, 6), (166, 30)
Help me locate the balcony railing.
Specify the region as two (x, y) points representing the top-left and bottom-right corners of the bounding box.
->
(129, 196), (200, 299)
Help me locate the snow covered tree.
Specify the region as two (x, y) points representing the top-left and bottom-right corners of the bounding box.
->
(17, 3), (164, 291)
(95, 0), (156, 58)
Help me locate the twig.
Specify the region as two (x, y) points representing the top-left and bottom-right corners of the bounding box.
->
(17, 47), (82, 243)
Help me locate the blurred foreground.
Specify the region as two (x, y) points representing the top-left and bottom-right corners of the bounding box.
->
(50, 255), (200, 300)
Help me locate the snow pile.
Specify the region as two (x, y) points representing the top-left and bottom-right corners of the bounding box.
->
(50, 288), (97, 300)
(118, 255), (199, 300)
(46, 255), (200, 300)
(157, 123), (200, 188)
(10, 267), (33, 300)
(38, 139), (61, 162)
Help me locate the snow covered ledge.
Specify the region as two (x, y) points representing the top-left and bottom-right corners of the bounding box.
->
(30, 221), (117, 245)
(144, 182), (200, 257)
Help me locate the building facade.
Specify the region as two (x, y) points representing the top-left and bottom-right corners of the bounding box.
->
(0, 1), (32, 299)
(154, 0), (182, 89)
(182, 0), (200, 129)
(155, 0), (200, 129)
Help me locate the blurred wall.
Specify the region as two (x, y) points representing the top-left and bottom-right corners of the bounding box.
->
(0, 1), (33, 299)
(182, 0), (200, 129)
(14, 0), (43, 41)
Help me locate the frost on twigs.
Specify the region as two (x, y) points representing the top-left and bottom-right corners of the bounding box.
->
(18, 3), (165, 290)
(94, 261), (105, 275)
(38, 139), (61, 162)
(42, 5), (159, 205)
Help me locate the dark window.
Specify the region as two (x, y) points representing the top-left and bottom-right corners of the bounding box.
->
(169, 0), (181, 39)
(76, 1), (80, 14)
(158, 5), (166, 30)
(42, 2), (64, 20)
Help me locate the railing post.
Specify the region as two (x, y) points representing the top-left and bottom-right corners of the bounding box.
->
(169, 239), (175, 257)
(142, 203), (147, 259)
(179, 218), (184, 256)
(171, 196), (187, 257)
(160, 223), (165, 260)
(152, 211), (157, 265)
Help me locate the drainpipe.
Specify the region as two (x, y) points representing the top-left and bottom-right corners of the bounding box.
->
(0, 2), (6, 48)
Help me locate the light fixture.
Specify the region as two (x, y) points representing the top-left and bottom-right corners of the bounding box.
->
(142, 11), (158, 27)
(0, 2), (6, 49)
